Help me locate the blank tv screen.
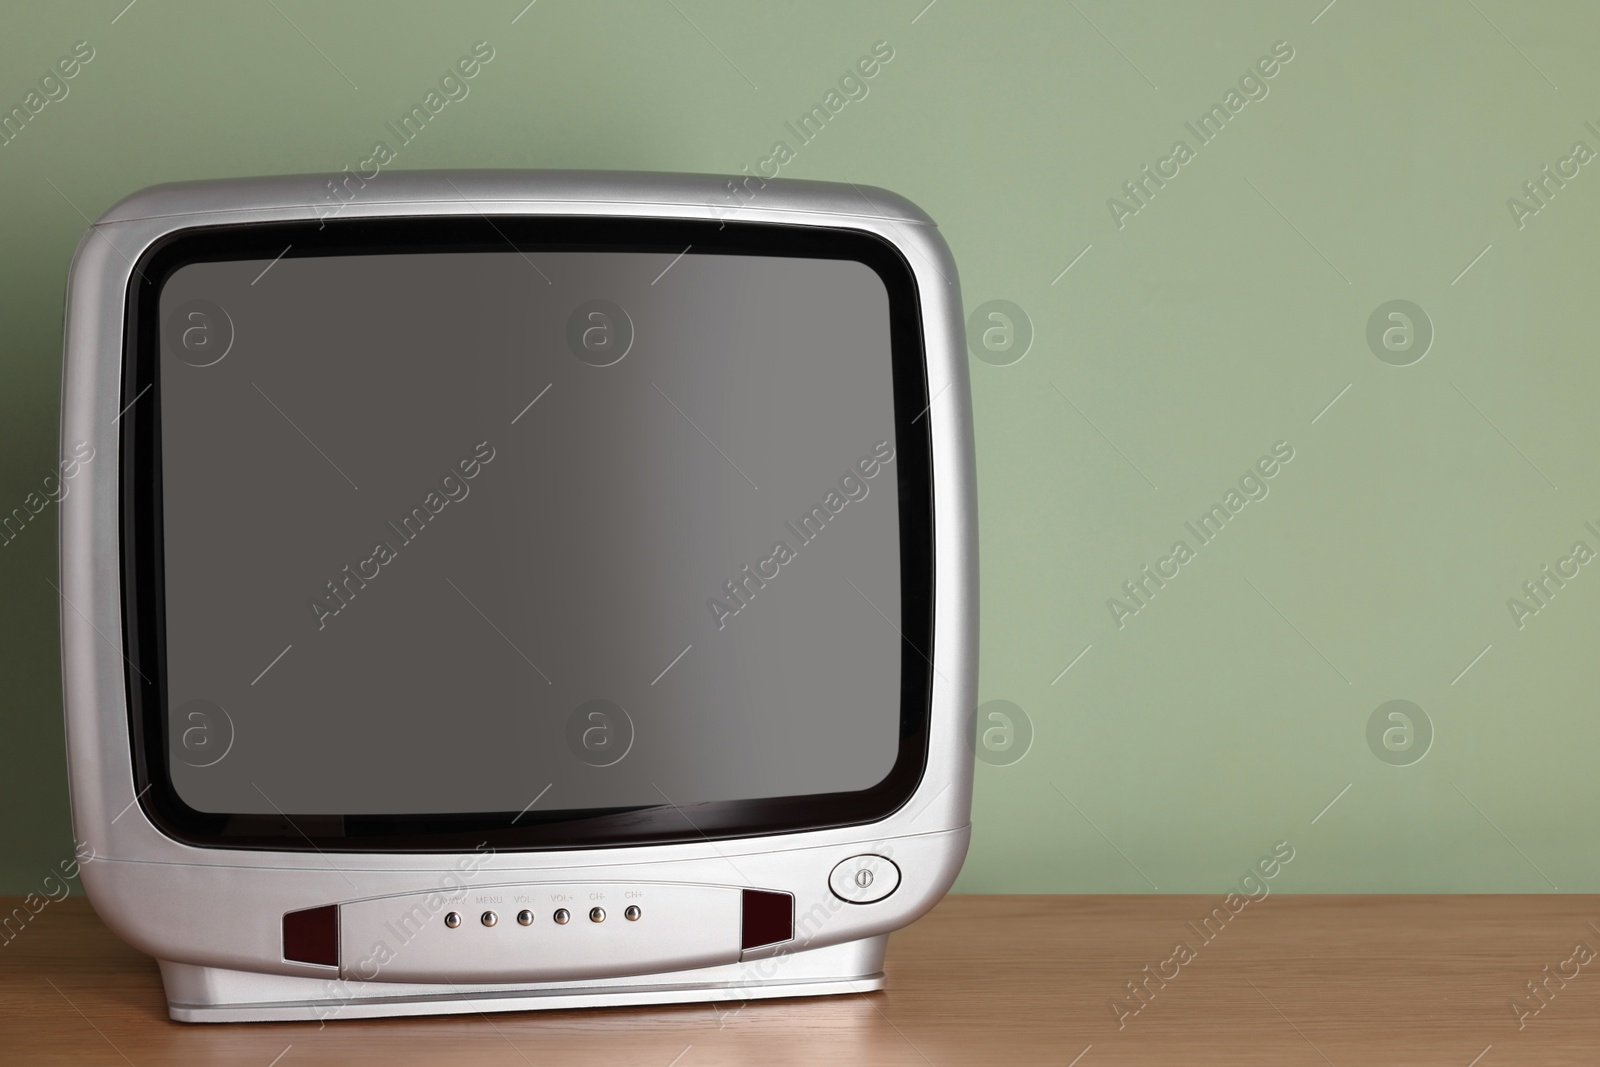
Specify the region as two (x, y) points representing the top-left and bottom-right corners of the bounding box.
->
(152, 237), (912, 823)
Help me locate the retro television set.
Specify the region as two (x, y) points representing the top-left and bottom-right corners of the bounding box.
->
(57, 172), (976, 1022)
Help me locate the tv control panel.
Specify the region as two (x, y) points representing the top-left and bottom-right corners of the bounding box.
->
(285, 882), (795, 984)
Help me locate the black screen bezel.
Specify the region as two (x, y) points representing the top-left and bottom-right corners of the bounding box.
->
(120, 214), (936, 852)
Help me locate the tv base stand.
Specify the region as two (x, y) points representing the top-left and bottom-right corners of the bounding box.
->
(160, 935), (890, 1023)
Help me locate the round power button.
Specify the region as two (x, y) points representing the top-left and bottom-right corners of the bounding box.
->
(828, 854), (901, 904)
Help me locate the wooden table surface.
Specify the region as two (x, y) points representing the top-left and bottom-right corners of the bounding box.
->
(5, 893), (1600, 1064)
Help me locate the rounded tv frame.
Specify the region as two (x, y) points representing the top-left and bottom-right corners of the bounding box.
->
(59, 172), (978, 1021)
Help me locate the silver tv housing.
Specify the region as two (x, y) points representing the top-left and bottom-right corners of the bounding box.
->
(58, 171), (976, 1023)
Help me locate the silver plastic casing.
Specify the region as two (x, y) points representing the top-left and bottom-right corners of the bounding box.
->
(58, 171), (976, 1023)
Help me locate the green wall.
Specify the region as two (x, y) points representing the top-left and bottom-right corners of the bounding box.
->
(4, 0), (1597, 895)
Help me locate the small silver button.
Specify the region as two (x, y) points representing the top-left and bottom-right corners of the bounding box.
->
(444, 911), (461, 929)
(554, 908), (570, 925)
(517, 910), (534, 926)
(828, 855), (901, 904)
(590, 907), (606, 923)
(624, 905), (641, 921)
(481, 911), (497, 927)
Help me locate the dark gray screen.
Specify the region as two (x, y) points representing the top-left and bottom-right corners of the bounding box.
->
(157, 248), (903, 816)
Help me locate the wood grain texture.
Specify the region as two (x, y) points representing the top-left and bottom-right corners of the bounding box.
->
(4, 894), (1600, 1064)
